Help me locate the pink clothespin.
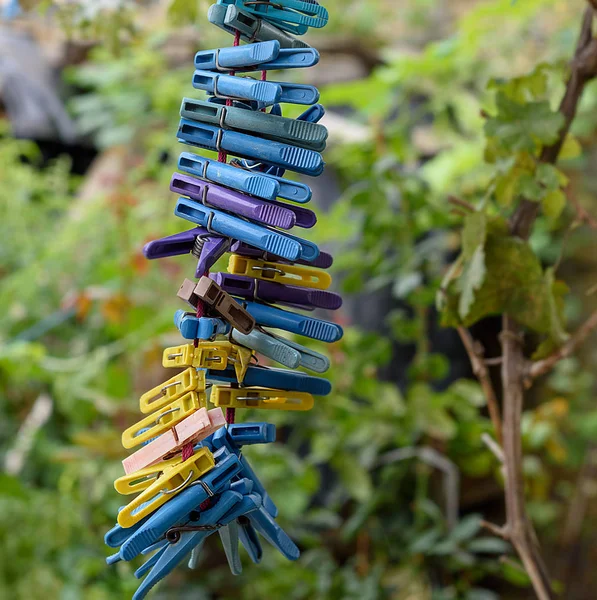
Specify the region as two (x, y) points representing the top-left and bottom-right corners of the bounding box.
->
(122, 407), (226, 475)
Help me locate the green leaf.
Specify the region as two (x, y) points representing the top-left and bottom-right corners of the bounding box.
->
(458, 245), (486, 320)
(485, 93), (564, 153)
(542, 189), (567, 222)
(449, 515), (482, 543)
(559, 135), (582, 160)
(468, 537), (511, 554)
(462, 212), (487, 260)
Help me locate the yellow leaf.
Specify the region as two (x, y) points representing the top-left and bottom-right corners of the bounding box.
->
(559, 135), (582, 160)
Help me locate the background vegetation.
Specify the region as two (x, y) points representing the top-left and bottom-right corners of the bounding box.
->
(2, 1), (597, 598)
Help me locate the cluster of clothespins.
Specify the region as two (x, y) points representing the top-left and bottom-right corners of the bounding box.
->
(105, 2), (340, 599)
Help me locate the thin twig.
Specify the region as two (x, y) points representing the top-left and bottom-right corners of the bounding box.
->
(448, 195), (476, 213)
(526, 309), (597, 382)
(481, 520), (510, 539)
(482, 433), (505, 463)
(457, 327), (503, 444)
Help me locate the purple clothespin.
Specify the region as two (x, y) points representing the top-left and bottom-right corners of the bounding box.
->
(231, 241), (333, 269)
(171, 173), (296, 230)
(142, 227), (230, 278)
(210, 273), (342, 310)
(267, 199), (317, 229)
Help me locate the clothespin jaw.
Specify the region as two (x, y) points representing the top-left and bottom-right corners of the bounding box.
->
(227, 254), (332, 290)
(178, 278), (256, 335)
(116, 447), (216, 528)
(210, 385), (314, 411)
(122, 407), (225, 474)
(139, 368), (205, 414)
(174, 311), (231, 340)
(121, 391), (207, 449)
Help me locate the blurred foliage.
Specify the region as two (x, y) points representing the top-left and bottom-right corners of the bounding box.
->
(2, 1), (597, 599)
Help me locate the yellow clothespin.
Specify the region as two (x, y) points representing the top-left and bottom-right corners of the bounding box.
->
(162, 344), (195, 368)
(122, 391), (206, 449)
(139, 368), (205, 414)
(193, 341), (254, 381)
(115, 447), (215, 528)
(210, 385), (314, 411)
(227, 254), (332, 290)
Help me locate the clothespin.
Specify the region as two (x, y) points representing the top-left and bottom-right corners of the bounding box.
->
(227, 254), (331, 289)
(177, 277), (256, 334)
(192, 69), (319, 106)
(231, 327), (301, 368)
(240, 300), (343, 343)
(115, 447), (216, 528)
(208, 4), (311, 49)
(212, 272), (342, 311)
(174, 311), (231, 341)
(231, 327), (330, 372)
(180, 98), (327, 152)
(194, 40), (320, 72)
(231, 240), (333, 269)
(114, 453), (243, 561)
(179, 152), (313, 204)
(139, 367), (205, 414)
(207, 364), (332, 396)
(178, 119), (324, 176)
(132, 489), (259, 600)
(170, 173), (296, 230)
(143, 227), (230, 278)
(217, 0), (329, 34)
(227, 422), (277, 446)
(268, 331), (331, 373)
(175, 198), (320, 262)
(121, 391), (207, 449)
(122, 407), (225, 474)
(210, 385), (314, 411)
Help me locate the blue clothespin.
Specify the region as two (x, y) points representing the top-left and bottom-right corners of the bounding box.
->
(178, 119), (324, 176)
(115, 452), (242, 562)
(195, 41), (319, 71)
(174, 310), (231, 340)
(240, 300), (344, 343)
(174, 198), (320, 263)
(217, 0), (329, 34)
(268, 331), (331, 373)
(208, 3), (310, 49)
(237, 103), (326, 177)
(193, 70), (319, 106)
(207, 364), (332, 396)
(132, 490), (247, 600)
(178, 151), (312, 203)
(228, 422), (277, 446)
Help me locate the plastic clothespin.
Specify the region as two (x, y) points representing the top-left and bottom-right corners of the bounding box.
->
(132, 489), (264, 600)
(212, 271), (342, 311)
(268, 331), (331, 373)
(241, 300), (343, 343)
(179, 152), (312, 204)
(217, 0), (328, 34)
(192, 70), (319, 107)
(180, 98), (327, 152)
(177, 276), (256, 335)
(121, 391), (207, 449)
(208, 4), (310, 49)
(114, 453), (243, 561)
(237, 515), (263, 563)
(230, 240), (333, 269)
(138, 367), (204, 414)
(174, 311), (231, 340)
(227, 254), (331, 289)
(210, 385), (314, 411)
(178, 119), (324, 176)
(122, 407), (226, 474)
(116, 448), (216, 528)
(227, 422), (277, 446)
(170, 173), (296, 230)
(231, 328), (301, 368)
(207, 364), (332, 396)
(175, 198), (320, 263)
(194, 40), (320, 72)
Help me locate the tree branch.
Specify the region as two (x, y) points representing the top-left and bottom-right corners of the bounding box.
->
(526, 309), (597, 382)
(510, 7), (597, 240)
(457, 326), (503, 444)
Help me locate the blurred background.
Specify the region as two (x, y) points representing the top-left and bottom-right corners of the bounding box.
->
(1, 1), (597, 598)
